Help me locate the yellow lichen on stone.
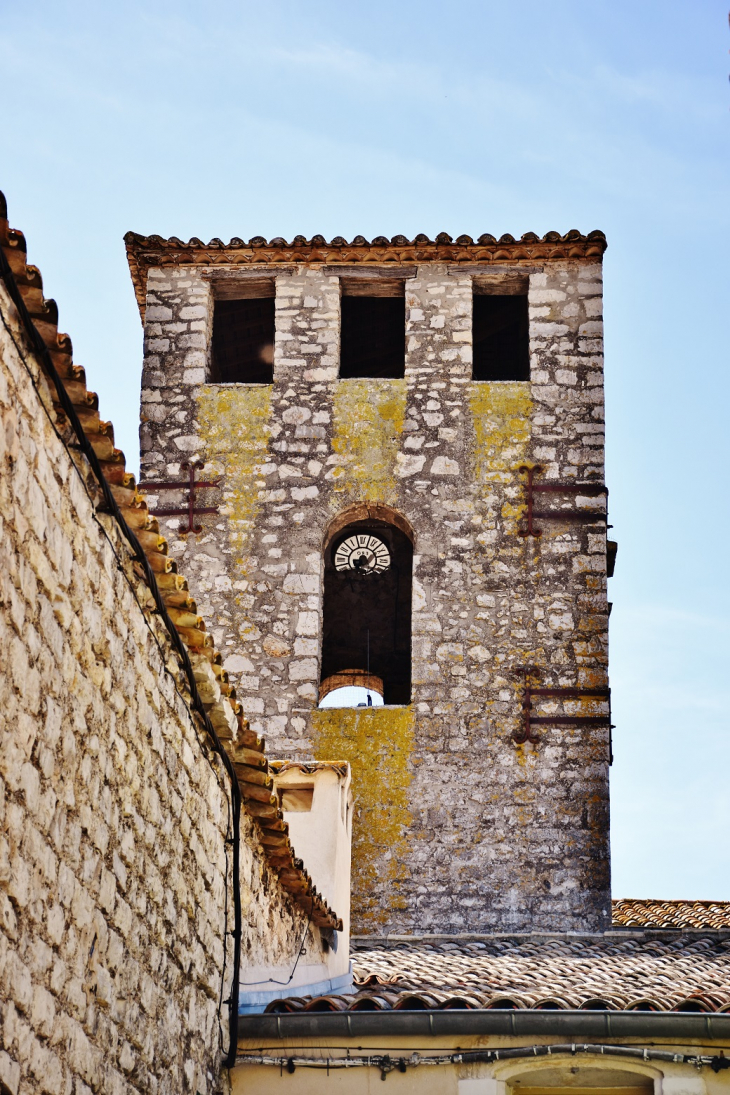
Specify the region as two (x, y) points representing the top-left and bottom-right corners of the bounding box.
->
(196, 386), (272, 637)
(467, 381), (533, 483)
(468, 382), (533, 482)
(311, 705), (414, 931)
(468, 381), (533, 538)
(330, 380), (406, 506)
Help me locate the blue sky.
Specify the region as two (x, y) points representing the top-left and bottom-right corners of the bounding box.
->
(3, 0), (729, 899)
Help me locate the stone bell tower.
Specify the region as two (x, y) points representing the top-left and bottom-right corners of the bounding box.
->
(128, 227), (612, 936)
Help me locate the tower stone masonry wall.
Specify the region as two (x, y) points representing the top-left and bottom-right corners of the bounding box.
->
(139, 253), (611, 936)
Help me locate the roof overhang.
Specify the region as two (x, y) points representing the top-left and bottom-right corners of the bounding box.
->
(124, 229), (607, 321)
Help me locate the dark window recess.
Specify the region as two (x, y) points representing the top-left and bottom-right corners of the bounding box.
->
(340, 295), (405, 379)
(211, 298), (275, 383)
(321, 520), (412, 705)
(472, 294), (529, 381)
(607, 539), (618, 578)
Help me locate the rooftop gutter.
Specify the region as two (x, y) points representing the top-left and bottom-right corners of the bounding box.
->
(239, 1010), (730, 1042)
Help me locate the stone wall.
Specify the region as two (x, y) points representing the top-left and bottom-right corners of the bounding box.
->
(0, 279), (320, 1095)
(139, 256), (611, 936)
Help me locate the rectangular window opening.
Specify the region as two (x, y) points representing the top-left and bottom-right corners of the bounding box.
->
(472, 279), (530, 382)
(211, 280), (275, 384)
(340, 280), (405, 379)
(278, 786), (314, 813)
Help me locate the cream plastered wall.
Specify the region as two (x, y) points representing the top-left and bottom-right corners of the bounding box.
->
(231, 1041), (729, 1095)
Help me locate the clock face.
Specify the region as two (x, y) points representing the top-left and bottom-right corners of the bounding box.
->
(334, 533), (391, 575)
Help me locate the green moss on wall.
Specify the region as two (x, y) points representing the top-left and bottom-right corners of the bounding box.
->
(331, 380), (406, 506)
(196, 386), (272, 639)
(311, 705), (414, 931)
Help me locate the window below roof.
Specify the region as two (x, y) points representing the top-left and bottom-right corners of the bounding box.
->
(278, 785), (314, 812)
(472, 288), (530, 382)
(210, 282), (275, 383)
(339, 280), (405, 379)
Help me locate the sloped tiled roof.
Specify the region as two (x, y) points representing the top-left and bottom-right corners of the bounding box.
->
(0, 190), (341, 931)
(266, 927), (730, 1014)
(124, 228), (607, 318)
(612, 900), (730, 931)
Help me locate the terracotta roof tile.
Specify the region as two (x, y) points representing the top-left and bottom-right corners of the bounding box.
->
(0, 190), (341, 932)
(612, 900), (730, 930)
(124, 228), (607, 319)
(267, 929), (730, 1013)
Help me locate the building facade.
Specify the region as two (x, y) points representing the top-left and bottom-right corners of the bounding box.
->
(5, 191), (730, 1095)
(128, 229), (612, 935)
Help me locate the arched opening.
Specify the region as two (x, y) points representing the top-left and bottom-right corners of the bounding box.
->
(320, 510), (413, 706)
(505, 1065), (655, 1095)
(319, 670), (385, 709)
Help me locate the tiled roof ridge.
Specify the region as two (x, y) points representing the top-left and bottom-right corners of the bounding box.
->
(124, 227), (607, 319)
(125, 228), (607, 249)
(0, 190), (341, 932)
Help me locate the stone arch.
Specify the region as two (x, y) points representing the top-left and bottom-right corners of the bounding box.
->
(492, 1054), (662, 1095)
(323, 502), (414, 551)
